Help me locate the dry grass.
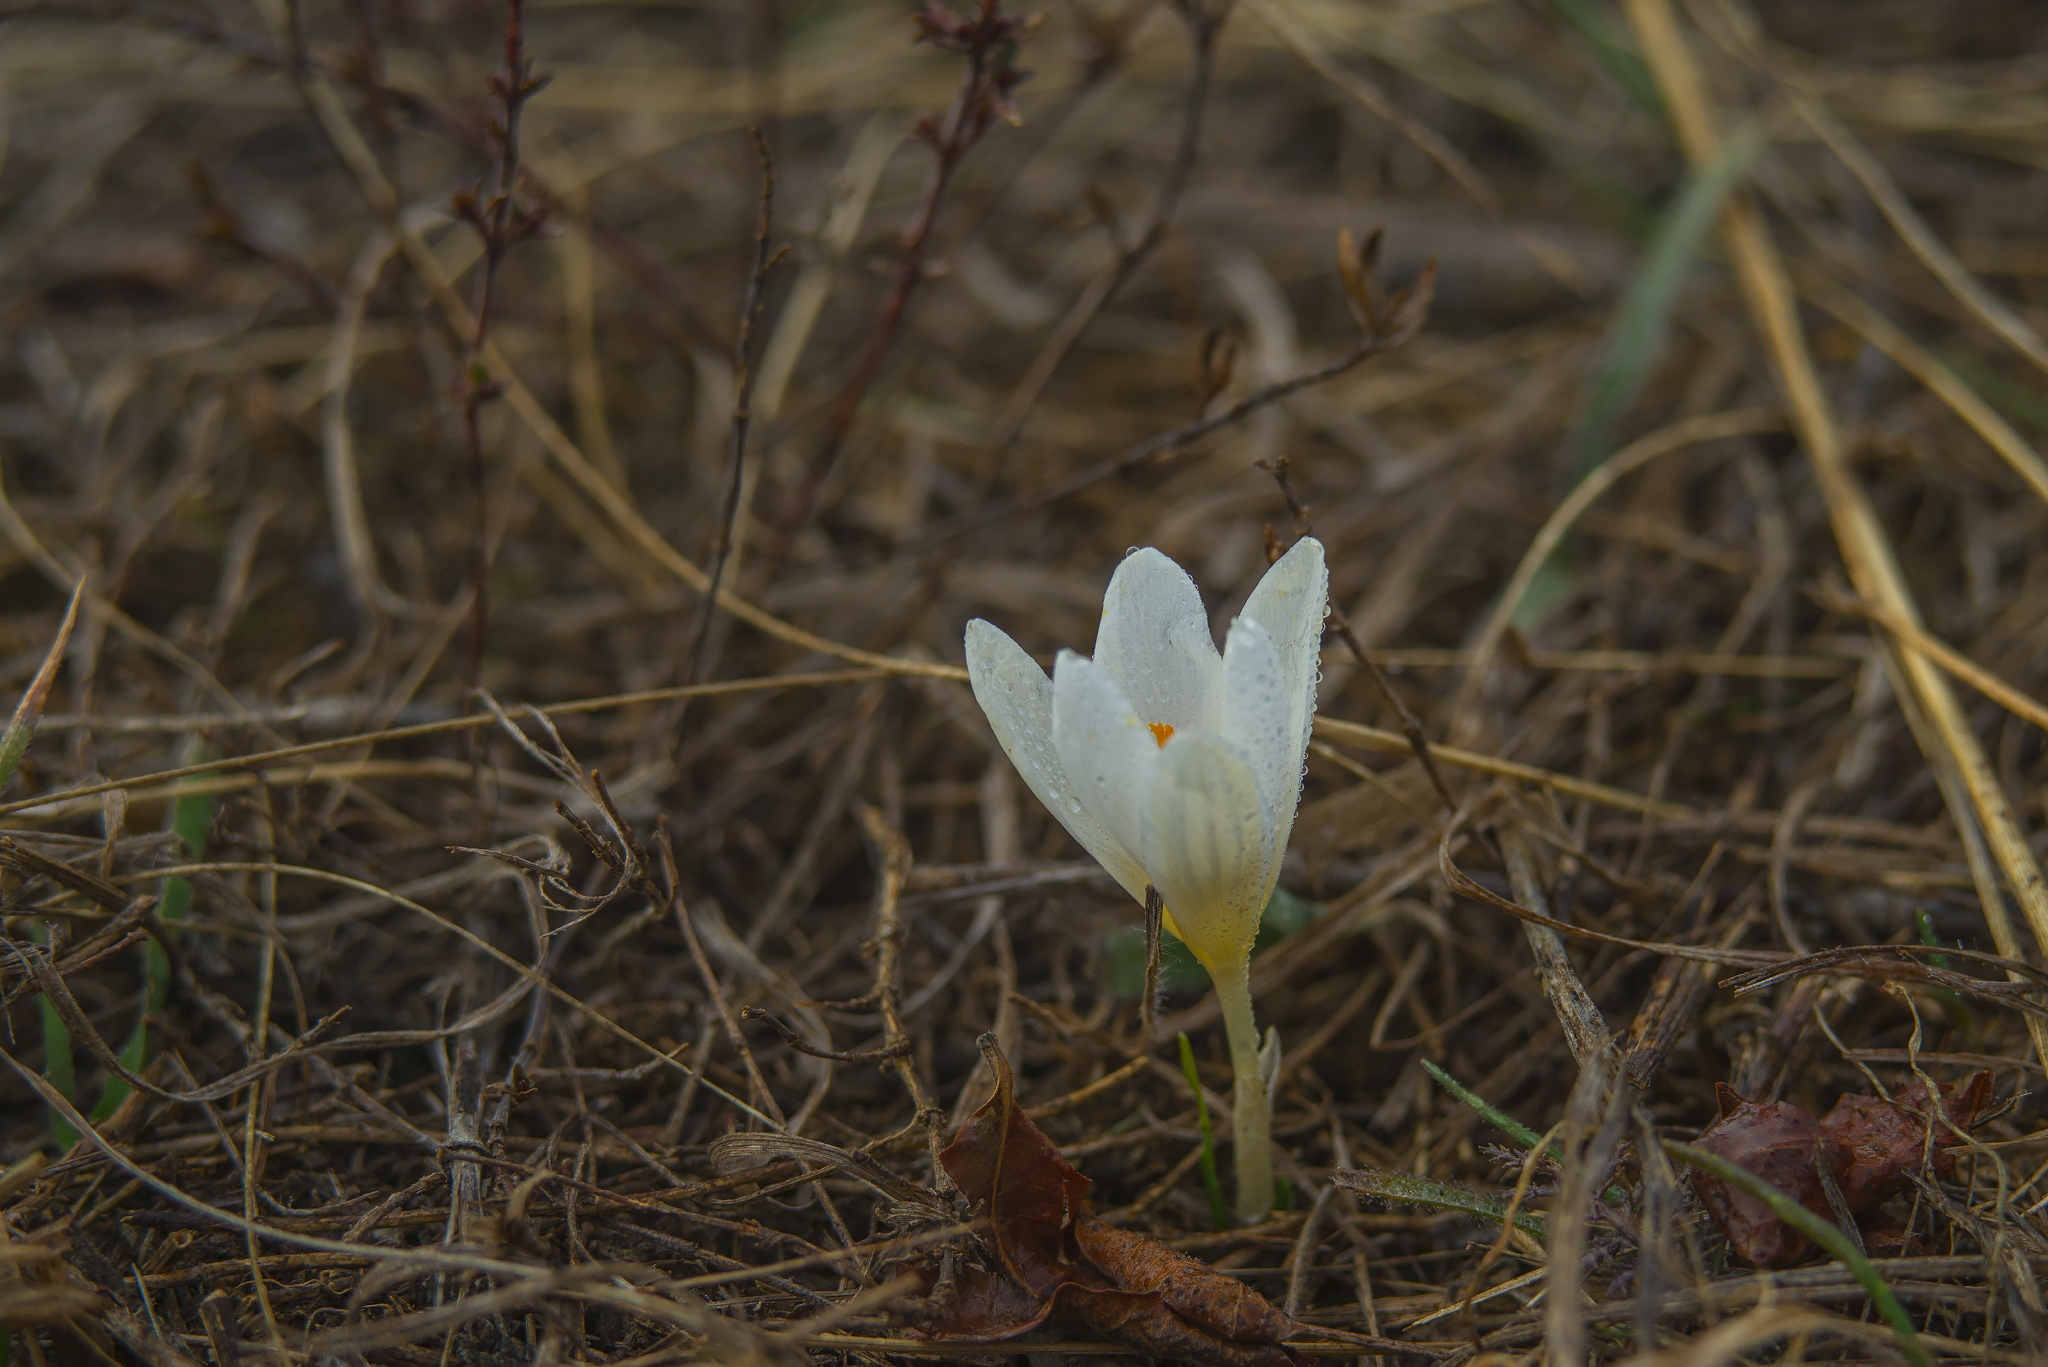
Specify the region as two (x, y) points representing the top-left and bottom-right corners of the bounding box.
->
(3, 0), (2048, 1363)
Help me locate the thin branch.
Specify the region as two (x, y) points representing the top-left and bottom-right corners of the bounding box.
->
(981, 0), (1229, 457)
(452, 0), (550, 684)
(739, 1007), (910, 1064)
(932, 256), (1434, 545)
(1258, 453), (1457, 815)
(689, 128), (788, 688)
(760, 1), (1037, 579)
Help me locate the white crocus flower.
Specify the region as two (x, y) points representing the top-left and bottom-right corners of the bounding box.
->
(964, 537), (1327, 1223)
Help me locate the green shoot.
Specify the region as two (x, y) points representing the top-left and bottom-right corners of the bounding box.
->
(35, 922), (78, 1150)
(1565, 128), (1764, 485)
(8, 585), (84, 1147)
(1914, 908), (1976, 1043)
(90, 756), (213, 1121)
(1178, 1032), (1229, 1230)
(1335, 1166), (1547, 1243)
(1421, 1060), (1628, 1205)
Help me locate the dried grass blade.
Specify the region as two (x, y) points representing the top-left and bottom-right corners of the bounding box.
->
(1448, 408), (1784, 737)
(1801, 273), (2048, 508)
(1797, 94), (2048, 383)
(1622, 0), (2048, 1072)
(0, 579), (82, 790)
(1319, 715), (1702, 821)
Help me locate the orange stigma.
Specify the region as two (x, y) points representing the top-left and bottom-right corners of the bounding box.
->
(1147, 722), (1175, 748)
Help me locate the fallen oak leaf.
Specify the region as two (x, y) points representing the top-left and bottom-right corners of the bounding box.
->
(895, 1261), (1057, 1343)
(1072, 1220), (1306, 1352)
(1055, 1281), (1304, 1367)
(936, 1032), (1092, 1296)
(1820, 1070), (1995, 1212)
(1691, 1083), (1849, 1269)
(1692, 1074), (2002, 1269)
(933, 1033), (1316, 1367)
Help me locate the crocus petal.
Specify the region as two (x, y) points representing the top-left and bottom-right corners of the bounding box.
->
(1220, 617), (1299, 862)
(1142, 731), (1274, 975)
(966, 620), (1149, 902)
(1051, 650), (1157, 867)
(1093, 548), (1222, 733)
(1238, 536), (1327, 770)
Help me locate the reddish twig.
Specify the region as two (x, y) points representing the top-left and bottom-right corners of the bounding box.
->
(452, 0), (550, 684)
(689, 129), (789, 687)
(983, 0), (1228, 457)
(759, 0), (1037, 581)
(1259, 454), (1457, 816)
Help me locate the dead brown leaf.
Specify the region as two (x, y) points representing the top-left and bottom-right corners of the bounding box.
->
(927, 1034), (1310, 1367)
(1693, 1074), (1999, 1268)
(1822, 1070), (1996, 1211)
(1692, 1083), (1849, 1268)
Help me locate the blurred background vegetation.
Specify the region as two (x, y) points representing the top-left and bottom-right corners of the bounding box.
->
(3, 0), (2048, 1360)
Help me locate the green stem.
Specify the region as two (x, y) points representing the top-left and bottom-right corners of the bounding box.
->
(33, 922), (78, 1150)
(1214, 965), (1272, 1225)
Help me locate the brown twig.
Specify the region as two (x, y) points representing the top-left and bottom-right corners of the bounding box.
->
(1258, 451), (1458, 815)
(451, 0), (550, 684)
(858, 805), (947, 1153)
(739, 1007), (911, 1064)
(689, 129), (788, 688)
(930, 252), (1434, 546)
(1141, 882), (1165, 1043)
(760, 1), (1037, 579)
(981, 0), (1229, 457)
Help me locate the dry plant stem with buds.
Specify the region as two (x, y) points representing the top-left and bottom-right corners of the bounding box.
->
(764, 0), (1036, 577)
(452, 0), (549, 682)
(966, 539), (1328, 1223)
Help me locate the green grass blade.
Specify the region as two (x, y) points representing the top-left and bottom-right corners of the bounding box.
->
(1178, 1032), (1230, 1230)
(9, 587), (86, 1148)
(33, 923), (79, 1150)
(1565, 127), (1763, 485)
(1335, 1166), (1548, 1243)
(1423, 1059), (1545, 1149)
(1913, 908), (1975, 1042)
(1542, 0), (1662, 117)
(90, 761), (213, 1121)
(1513, 129), (1764, 635)
(1663, 1141), (1930, 1367)
(1421, 1060), (1629, 1205)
